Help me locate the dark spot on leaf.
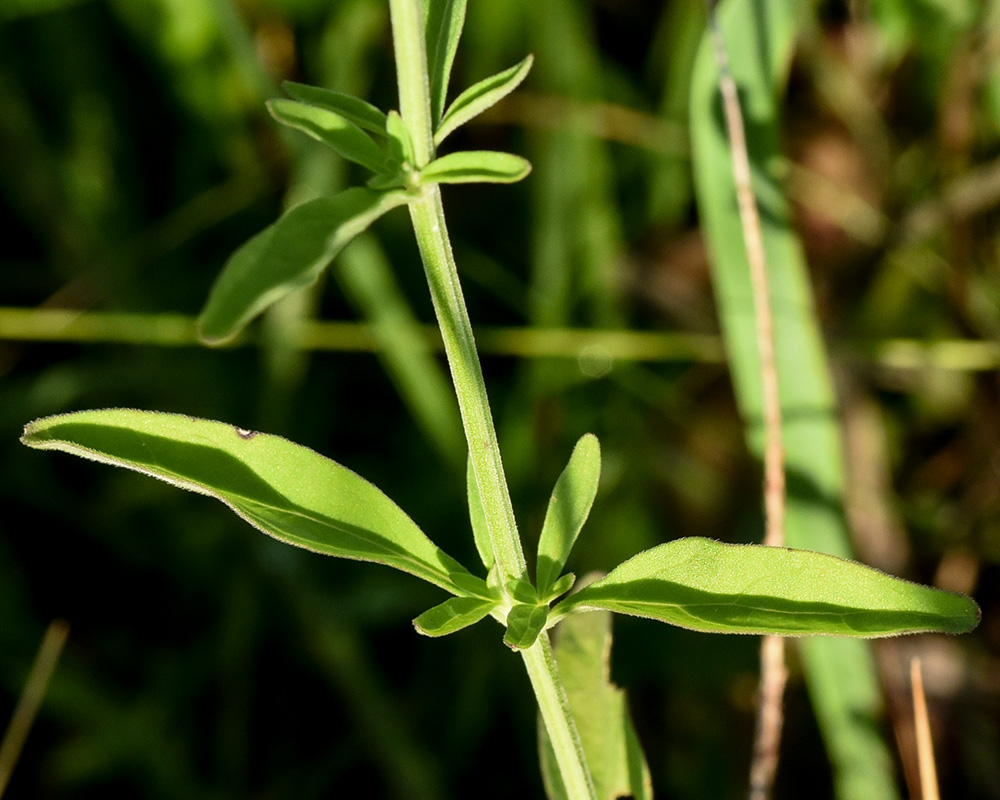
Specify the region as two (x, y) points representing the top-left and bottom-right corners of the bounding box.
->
(234, 427), (258, 440)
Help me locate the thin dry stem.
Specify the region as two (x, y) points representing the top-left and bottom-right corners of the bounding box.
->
(0, 620), (70, 798)
(911, 658), (941, 800)
(706, 8), (788, 800)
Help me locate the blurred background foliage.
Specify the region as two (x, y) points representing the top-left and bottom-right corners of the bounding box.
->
(1, 0), (999, 797)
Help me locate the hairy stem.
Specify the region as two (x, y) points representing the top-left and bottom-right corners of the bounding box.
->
(387, 2), (595, 796)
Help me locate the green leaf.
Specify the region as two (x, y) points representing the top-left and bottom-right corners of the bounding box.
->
(281, 81), (389, 137)
(540, 573), (576, 604)
(198, 188), (409, 345)
(555, 538), (980, 637)
(503, 603), (549, 650)
(21, 409), (483, 597)
(413, 596), (497, 637)
(536, 433), (600, 596)
(467, 457), (495, 570)
(267, 98), (388, 173)
(425, 0), (467, 123)
(386, 110), (415, 166)
(434, 55), (534, 146)
(418, 151), (532, 185)
(540, 591), (652, 800)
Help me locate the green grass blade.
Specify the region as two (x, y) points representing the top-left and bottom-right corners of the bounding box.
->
(21, 409), (482, 596)
(425, 0), (468, 124)
(689, 0), (908, 795)
(267, 99), (389, 173)
(556, 538), (979, 636)
(413, 596), (497, 637)
(419, 151), (532, 184)
(281, 81), (389, 137)
(540, 598), (652, 800)
(198, 188), (409, 344)
(536, 433), (600, 596)
(434, 54), (534, 146)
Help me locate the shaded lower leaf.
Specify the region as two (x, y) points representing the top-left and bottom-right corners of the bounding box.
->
(419, 151), (532, 185)
(540, 589), (652, 800)
(554, 538), (979, 636)
(198, 188), (409, 345)
(21, 409), (483, 597)
(413, 596), (497, 637)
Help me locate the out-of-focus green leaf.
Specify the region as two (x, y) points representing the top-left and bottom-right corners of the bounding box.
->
(503, 603), (549, 650)
(540, 595), (652, 800)
(413, 596), (497, 636)
(425, 0), (468, 123)
(198, 187), (409, 344)
(434, 54), (534, 146)
(281, 81), (389, 137)
(267, 99), (389, 173)
(536, 433), (600, 596)
(555, 538), (979, 636)
(386, 110), (415, 166)
(21, 409), (483, 597)
(419, 151), (532, 185)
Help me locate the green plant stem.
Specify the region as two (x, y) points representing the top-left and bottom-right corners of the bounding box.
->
(387, 6), (594, 793)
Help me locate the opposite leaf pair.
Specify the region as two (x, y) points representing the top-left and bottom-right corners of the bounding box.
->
(22, 409), (980, 652)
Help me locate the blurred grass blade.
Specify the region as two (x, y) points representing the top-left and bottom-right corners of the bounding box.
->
(536, 433), (600, 596)
(0, 620), (69, 799)
(690, 0), (905, 795)
(425, 0), (468, 123)
(540, 597), (652, 800)
(434, 54), (534, 146)
(21, 409), (483, 596)
(198, 188), (409, 344)
(413, 596), (497, 637)
(503, 603), (549, 650)
(281, 81), (389, 137)
(555, 538), (979, 636)
(336, 235), (465, 464)
(467, 458), (496, 570)
(267, 99), (389, 173)
(419, 151), (532, 184)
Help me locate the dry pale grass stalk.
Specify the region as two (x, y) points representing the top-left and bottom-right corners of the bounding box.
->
(0, 619), (69, 799)
(705, 7), (788, 800)
(911, 657), (941, 800)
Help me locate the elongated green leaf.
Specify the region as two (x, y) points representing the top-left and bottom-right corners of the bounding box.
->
(267, 99), (388, 173)
(281, 81), (389, 136)
(21, 409), (483, 597)
(386, 110), (415, 166)
(419, 151), (532, 185)
(540, 572), (576, 604)
(555, 538), (979, 636)
(425, 0), (467, 123)
(536, 433), (600, 595)
(541, 594), (652, 800)
(467, 457), (495, 570)
(413, 596), (497, 637)
(503, 603), (549, 650)
(198, 188), (409, 344)
(434, 55), (534, 146)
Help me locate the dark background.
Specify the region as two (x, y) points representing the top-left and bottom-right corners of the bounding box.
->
(1, 0), (998, 797)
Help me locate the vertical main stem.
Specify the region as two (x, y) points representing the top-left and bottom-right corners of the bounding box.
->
(408, 184), (596, 800)
(388, 3), (594, 796)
